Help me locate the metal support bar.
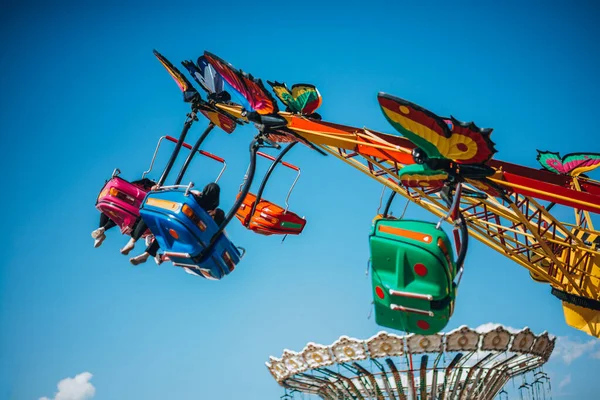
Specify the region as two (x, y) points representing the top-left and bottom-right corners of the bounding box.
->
(158, 110), (198, 186)
(247, 142), (298, 225)
(174, 123), (216, 185)
(390, 304), (434, 316)
(195, 137), (261, 263)
(389, 289), (433, 301)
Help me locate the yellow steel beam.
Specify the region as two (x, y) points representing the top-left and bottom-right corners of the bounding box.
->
(319, 144), (600, 297)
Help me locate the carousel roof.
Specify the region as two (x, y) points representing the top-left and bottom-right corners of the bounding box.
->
(266, 325), (555, 400)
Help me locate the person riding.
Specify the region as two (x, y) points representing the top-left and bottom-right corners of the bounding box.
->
(91, 177), (156, 247)
(127, 182), (222, 265)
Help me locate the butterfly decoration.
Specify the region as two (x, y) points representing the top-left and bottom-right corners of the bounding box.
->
(153, 50), (200, 104)
(537, 150), (600, 176)
(267, 81), (322, 116)
(197, 108), (237, 134)
(200, 52), (327, 155)
(398, 164), (448, 189)
(204, 52), (278, 115)
(378, 92), (496, 165)
(154, 50), (238, 134)
(182, 56), (224, 95)
(182, 56), (236, 104)
(378, 92), (501, 200)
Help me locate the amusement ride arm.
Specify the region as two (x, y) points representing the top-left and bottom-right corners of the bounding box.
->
(157, 110), (199, 186)
(279, 114), (600, 213)
(173, 122), (216, 185)
(246, 142), (299, 226)
(194, 137), (262, 262)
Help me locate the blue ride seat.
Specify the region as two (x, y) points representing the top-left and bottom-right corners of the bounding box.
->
(139, 188), (243, 280)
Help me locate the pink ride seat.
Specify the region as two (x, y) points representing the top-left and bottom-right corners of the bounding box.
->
(96, 176), (151, 237)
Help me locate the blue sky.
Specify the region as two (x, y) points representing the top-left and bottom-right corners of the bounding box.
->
(1, 1), (599, 399)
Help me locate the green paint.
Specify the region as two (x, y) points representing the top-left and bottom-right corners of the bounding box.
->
(369, 219), (457, 334)
(280, 221), (303, 229)
(280, 90), (319, 114)
(381, 112), (443, 159)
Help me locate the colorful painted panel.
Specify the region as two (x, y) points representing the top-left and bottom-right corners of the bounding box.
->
(153, 50), (198, 103)
(537, 150), (600, 176)
(378, 93), (496, 164)
(204, 52), (278, 115)
(268, 81), (322, 115)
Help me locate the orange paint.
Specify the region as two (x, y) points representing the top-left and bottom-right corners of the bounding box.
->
(378, 224), (433, 243)
(235, 192), (306, 236)
(437, 238), (453, 267)
(146, 198), (181, 211)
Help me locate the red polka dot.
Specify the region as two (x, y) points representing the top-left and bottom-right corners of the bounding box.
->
(375, 286), (385, 299)
(417, 320), (430, 330)
(414, 263), (428, 277)
(456, 143), (468, 152)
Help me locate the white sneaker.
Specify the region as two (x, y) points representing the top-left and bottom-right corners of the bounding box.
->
(154, 254), (164, 265)
(120, 238), (136, 255)
(91, 227), (105, 239)
(144, 235), (154, 247)
(130, 252), (150, 265)
(94, 234), (106, 248)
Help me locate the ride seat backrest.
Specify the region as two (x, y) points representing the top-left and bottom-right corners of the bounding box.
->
(236, 192), (289, 223)
(371, 219), (456, 298)
(96, 177), (152, 235)
(235, 191), (306, 235)
(369, 219), (458, 334)
(235, 192), (258, 225)
(252, 199), (285, 215)
(105, 177), (148, 206)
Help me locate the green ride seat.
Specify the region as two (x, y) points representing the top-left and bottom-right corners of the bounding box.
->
(369, 218), (457, 335)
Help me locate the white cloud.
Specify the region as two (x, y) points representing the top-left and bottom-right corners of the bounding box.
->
(474, 322), (520, 334)
(552, 336), (599, 365)
(592, 348), (600, 359)
(40, 372), (95, 400)
(558, 374), (572, 389)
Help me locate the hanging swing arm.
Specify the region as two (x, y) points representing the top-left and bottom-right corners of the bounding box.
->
(195, 134), (280, 263)
(382, 180), (469, 272)
(157, 108), (199, 187)
(439, 184), (470, 272)
(246, 142), (299, 226)
(382, 190), (397, 218)
(454, 212), (469, 270)
(174, 122), (216, 185)
(381, 185), (413, 219)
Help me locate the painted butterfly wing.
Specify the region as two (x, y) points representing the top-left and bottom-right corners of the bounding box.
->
(536, 150), (565, 174)
(268, 81), (292, 108)
(196, 56), (224, 94)
(562, 153), (600, 176)
(204, 52), (277, 115)
(290, 84), (322, 115)
(239, 72), (277, 115)
(378, 93), (496, 164)
(153, 50), (199, 103)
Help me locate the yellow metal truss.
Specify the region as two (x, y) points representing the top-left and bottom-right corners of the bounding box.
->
(317, 143), (600, 337)
(216, 103), (600, 336)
